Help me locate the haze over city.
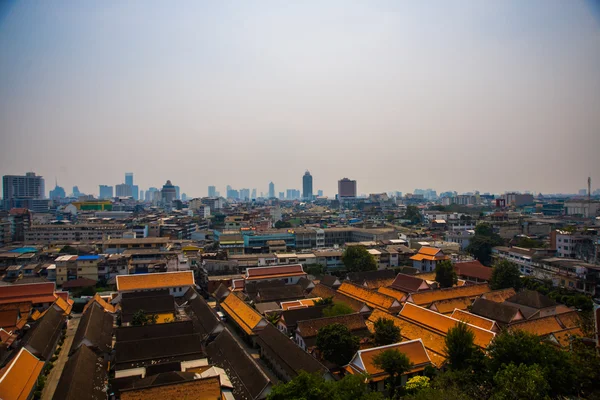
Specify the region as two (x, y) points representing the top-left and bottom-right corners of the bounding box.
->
(1, 1), (600, 197)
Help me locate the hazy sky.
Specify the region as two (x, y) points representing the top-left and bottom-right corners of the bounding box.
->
(1, 1), (599, 198)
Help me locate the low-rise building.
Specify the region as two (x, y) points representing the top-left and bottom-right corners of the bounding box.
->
(25, 223), (127, 244)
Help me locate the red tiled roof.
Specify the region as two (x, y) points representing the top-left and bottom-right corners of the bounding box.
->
(0, 282), (56, 305)
(245, 264), (306, 280)
(454, 261), (492, 281)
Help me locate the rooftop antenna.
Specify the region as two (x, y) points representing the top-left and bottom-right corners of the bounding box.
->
(588, 176), (591, 204)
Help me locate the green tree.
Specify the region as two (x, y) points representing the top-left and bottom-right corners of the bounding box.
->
(316, 323), (360, 366)
(487, 330), (575, 396)
(266, 312), (280, 325)
(491, 363), (549, 400)
(515, 237), (544, 249)
(275, 220), (292, 229)
(131, 310), (158, 326)
(405, 376), (430, 394)
(342, 246), (377, 273)
(489, 260), (522, 290)
(466, 223), (503, 265)
(322, 303), (354, 318)
(444, 322), (484, 371)
(373, 349), (413, 397)
(435, 260), (457, 288)
(373, 317), (401, 346)
(267, 371), (384, 400)
(313, 297), (334, 306)
(404, 205), (422, 224)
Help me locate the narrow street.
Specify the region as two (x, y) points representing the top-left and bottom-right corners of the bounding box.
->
(41, 314), (81, 400)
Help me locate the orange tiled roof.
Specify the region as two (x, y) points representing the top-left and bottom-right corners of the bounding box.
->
(410, 246), (449, 262)
(400, 303), (495, 348)
(347, 339), (431, 378)
(407, 284), (491, 306)
(418, 247), (443, 256)
(120, 376), (221, 400)
(377, 287), (407, 302)
(83, 294), (116, 314)
(245, 264), (306, 280)
(508, 315), (566, 336)
(0, 282), (56, 305)
(0, 347), (44, 400)
(116, 271), (195, 291)
(365, 309), (446, 367)
(429, 297), (473, 314)
(53, 296), (72, 316)
(480, 288), (516, 303)
(556, 311), (580, 328)
(451, 309), (497, 331)
(338, 282), (400, 311)
(280, 298), (320, 311)
(220, 293), (265, 335)
(551, 327), (584, 348)
(363, 277), (396, 290)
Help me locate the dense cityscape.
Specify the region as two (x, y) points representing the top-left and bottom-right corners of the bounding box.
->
(0, 170), (598, 399)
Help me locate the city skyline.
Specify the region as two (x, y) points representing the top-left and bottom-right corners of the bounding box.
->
(1, 1), (599, 197)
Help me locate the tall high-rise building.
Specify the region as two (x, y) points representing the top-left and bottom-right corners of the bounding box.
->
(139, 190), (145, 201)
(115, 183), (133, 197)
(175, 186), (180, 200)
(251, 189), (257, 200)
(208, 186), (216, 197)
(99, 185), (114, 199)
(181, 193), (187, 202)
(302, 171), (313, 200)
(50, 181), (66, 200)
(2, 172), (46, 210)
(122, 172), (138, 200)
(268, 182), (275, 199)
(240, 188), (250, 201)
(125, 173), (134, 187)
(72, 186), (82, 197)
(338, 178), (357, 198)
(161, 180), (177, 204)
(318, 190), (323, 197)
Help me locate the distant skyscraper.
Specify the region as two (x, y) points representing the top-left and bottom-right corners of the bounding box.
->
(338, 178), (357, 198)
(208, 186), (216, 197)
(240, 188), (250, 201)
(99, 185), (113, 199)
(125, 172), (134, 187)
(161, 180), (177, 205)
(72, 186), (81, 197)
(318, 190), (323, 197)
(181, 193), (187, 202)
(2, 173), (45, 204)
(175, 186), (180, 200)
(146, 187), (158, 202)
(139, 190), (144, 201)
(268, 182), (275, 199)
(302, 171), (313, 200)
(49, 181), (66, 200)
(115, 183), (133, 197)
(251, 188), (256, 200)
(279, 192), (285, 200)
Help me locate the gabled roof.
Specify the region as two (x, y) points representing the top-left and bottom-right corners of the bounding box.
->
(24, 305), (65, 360)
(470, 298), (523, 325)
(53, 345), (107, 400)
(451, 309), (498, 331)
(399, 303), (495, 348)
(410, 246), (449, 261)
(377, 286), (407, 302)
(256, 285), (305, 303)
(390, 273), (431, 293)
(220, 293), (266, 335)
(71, 302), (113, 355)
(245, 264), (306, 281)
(310, 284), (370, 313)
(319, 275), (341, 288)
(0, 347), (44, 400)
(280, 298), (321, 311)
(365, 309), (446, 367)
(480, 288), (517, 303)
(505, 290), (557, 309)
(296, 313), (368, 339)
(115, 321), (194, 342)
(407, 284), (491, 306)
(347, 269), (396, 287)
(454, 261), (492, 281)
(120, 376), (221, 400)
(280, 305), (327, 328)
(337, 282), (400, 311)
(0, 309), (21, 331)
(429, 297), (473, 314)
(212, 283), (231, 302)
(121, 294), (175, 324)
(206, 329), (271, 400)
(0, 282), (56, 305)
(508, 315), (565, 336)
(346, 339), (431, 378)
(183, 288), (222, 337)
(61, 278), (97, 289)
(83, 294), (116, 314)
(256, 324), (329, 378)
(116, 271), (195, 292)
(114, 333), (205, 367)
(297, 277), (315, 291)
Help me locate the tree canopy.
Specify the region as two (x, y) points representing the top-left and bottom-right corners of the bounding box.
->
(435, 260), (457, 288)
(274, 220), (292, 229)
(491, 363), (549, 400)
(466, 223), (503, 265)
(267, 371), (383, 400)
(444, 322), (484, 372)
(403, 205), (423, 224)
(131, 310), (158, 326)
(316, 323), (360, 366)
(342, 246), (377, 273)
(373, 317), (401, 346)
(373, 349), (413, 397)
(322, 303), (354, 318)
(489, 260), (522, 290)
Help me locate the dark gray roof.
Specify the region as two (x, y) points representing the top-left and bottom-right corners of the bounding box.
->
(206, 329), (271, 400)
(256, 284), (305, 303)
(471, 298), (521, 325)
(184, 287), (222, 337)
(52, 345), (108, 400)
(505, 289), (557, 309)
(347, 269), (395, 284)
(121, 289), (170, 299)
(114, 333), (205, 369)
(319, 275), (341, 288)
(281, 305), (327, 329)
(115, 320), (194, 342)
(255, 324), (328, 379)
(297, 277), (315, 291)
(213, 283), (231, 301)
(120, 294), (175, 323)
(245, 280), (285, 297)
(71, 302), (113, 355)
(390, 273), (429, 293)
(24, 305), (65, 360)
